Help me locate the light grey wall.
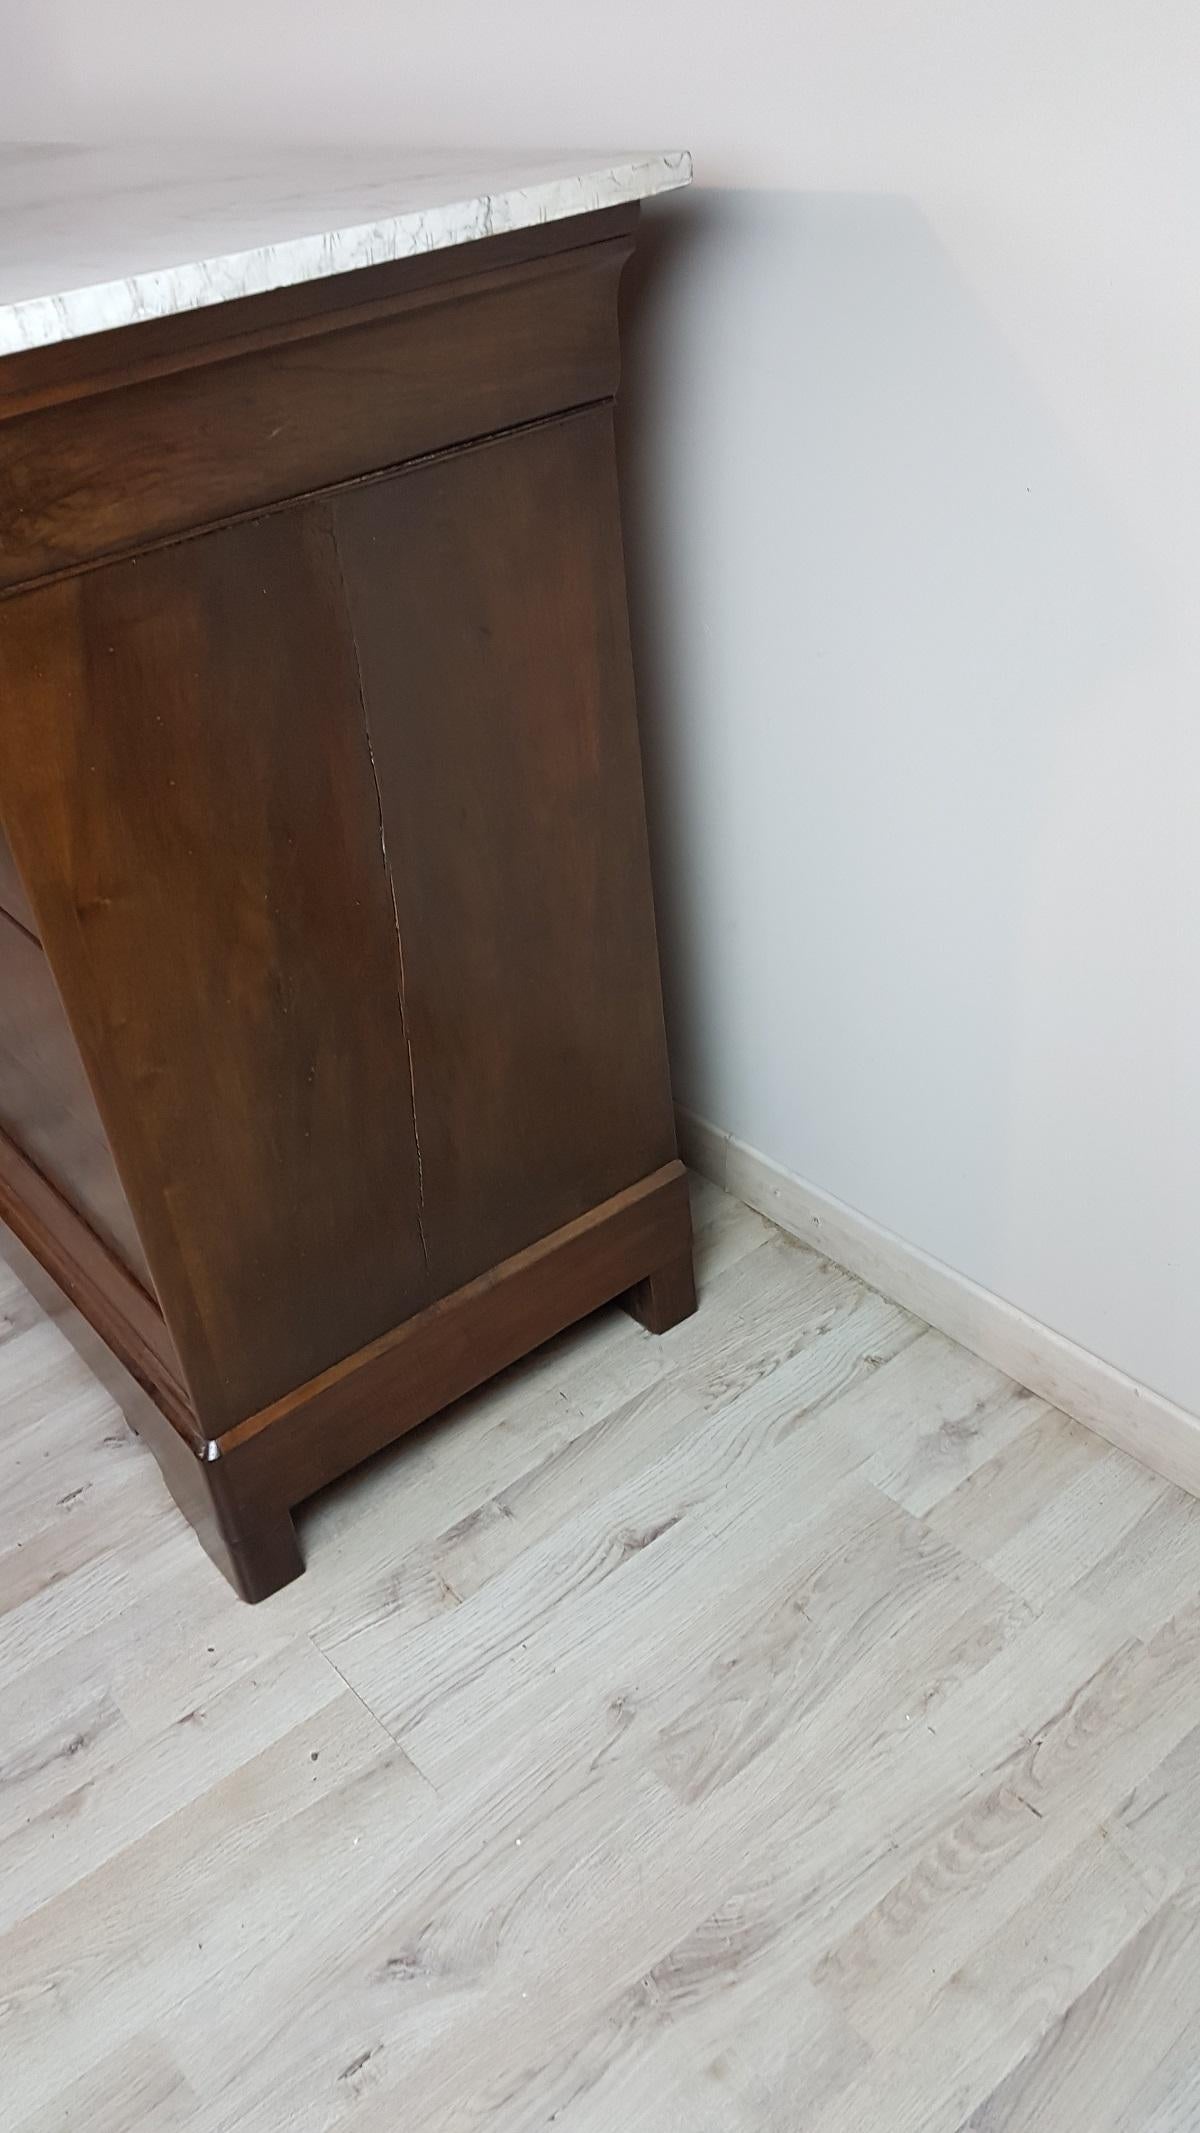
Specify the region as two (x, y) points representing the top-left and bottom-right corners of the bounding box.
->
(6, 0), (1199, 1408)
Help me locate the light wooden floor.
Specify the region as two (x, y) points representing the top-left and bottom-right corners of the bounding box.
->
(4, 1176), (1200, 2133)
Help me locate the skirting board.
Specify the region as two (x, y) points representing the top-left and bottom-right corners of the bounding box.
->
(677, 1105), (1200, 1501)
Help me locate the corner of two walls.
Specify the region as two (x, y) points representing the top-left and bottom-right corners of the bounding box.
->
(618, 187), (1200, 1494)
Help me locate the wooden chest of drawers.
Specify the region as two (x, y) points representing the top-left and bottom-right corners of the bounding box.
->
(0, 160), (695, 1598)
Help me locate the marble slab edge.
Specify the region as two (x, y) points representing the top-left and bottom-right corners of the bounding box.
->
(0, 150), (693, 357)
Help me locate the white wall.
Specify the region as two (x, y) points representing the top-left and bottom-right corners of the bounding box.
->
(6, 1), (1200, 1410)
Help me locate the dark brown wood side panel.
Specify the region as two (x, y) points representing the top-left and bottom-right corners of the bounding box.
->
(0, 817), (37, 935)
(0, 910), (152, 1285)
(0, 1131), (194, 1441)
(331, 407), (678, 1295)
(0, 240), (630, 591)
(0, 508), (431, 1433)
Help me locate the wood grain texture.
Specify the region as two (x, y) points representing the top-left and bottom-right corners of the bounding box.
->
(4, 1173), (1200, 2132)
(0, 237), (631, 590)
(0, 817), (36, 935)
(0, 216), (688, 1597)
(0, 205), (638, 423)
(219, 1162), (692, 1513)
(0, 506), (431, 1433)
(330, 408), (678, 1290)
(0, 1129), (190, 1437)
(0, 912), (150, 1284)
(622, 1246), (698, 1334)
(0, 436), (688, 1488)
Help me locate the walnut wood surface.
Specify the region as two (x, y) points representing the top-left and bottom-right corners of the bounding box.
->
(220, 1160), (692, 1518)
(0, 206), (695, 1595)
(0, 819), (36, 935)
(0, 1123), (190, 1435)
(0, 238), (631, 592)
(622, 1247), (699, 1336)
(0, 913), (152, 1286)
(0, 507), (431, 1432)
(7, 1177), (1200, 2128)
(0, 204), (638, 422)
(329, 409), (678, 1291)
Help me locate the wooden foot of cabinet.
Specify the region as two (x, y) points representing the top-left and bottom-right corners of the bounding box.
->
(201, 1509), (305, 1608)
(621, 1249), (699, 1336)
(141, 1431), (305, 1606)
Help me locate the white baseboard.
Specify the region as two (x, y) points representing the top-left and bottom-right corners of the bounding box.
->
(678, 1106), (1200, 1499)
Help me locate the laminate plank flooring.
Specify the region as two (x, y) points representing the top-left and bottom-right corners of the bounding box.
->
(2, 1177), (1199, 2131)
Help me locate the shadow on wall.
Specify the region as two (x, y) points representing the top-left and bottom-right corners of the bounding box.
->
(617, 187), (1151, 1267)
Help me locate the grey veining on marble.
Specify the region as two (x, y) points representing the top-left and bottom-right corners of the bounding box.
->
(0, 144), (693, 356)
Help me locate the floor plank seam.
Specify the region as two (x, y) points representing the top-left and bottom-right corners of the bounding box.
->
(305, 1635), (426, 1767)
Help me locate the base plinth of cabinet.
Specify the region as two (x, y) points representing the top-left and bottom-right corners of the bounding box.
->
(1, 1143), (694, 1601)
(156, 1159), (694, 1601)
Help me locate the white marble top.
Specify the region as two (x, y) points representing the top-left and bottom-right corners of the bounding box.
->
(0, 144), (692, 357)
